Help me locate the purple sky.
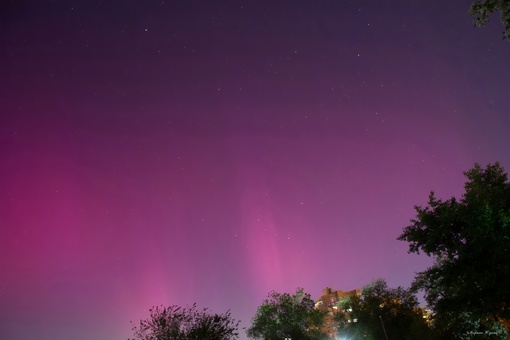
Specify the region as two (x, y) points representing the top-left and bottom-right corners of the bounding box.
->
(1, 1), (509, 339)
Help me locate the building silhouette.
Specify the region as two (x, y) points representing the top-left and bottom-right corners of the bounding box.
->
(315, 287), (361, 337)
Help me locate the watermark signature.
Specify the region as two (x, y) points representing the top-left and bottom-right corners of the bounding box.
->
(467, 331), (498, 335)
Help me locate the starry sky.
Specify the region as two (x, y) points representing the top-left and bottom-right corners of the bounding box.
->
(1, 1), (509, 339)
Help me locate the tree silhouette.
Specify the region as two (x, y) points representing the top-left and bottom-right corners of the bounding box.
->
(129, 304), (240, 340)
(398, 162), (510, 338)
(247, 288), (327, 340)
(469, 0), (510, 40)
(336, 279), (436, 340)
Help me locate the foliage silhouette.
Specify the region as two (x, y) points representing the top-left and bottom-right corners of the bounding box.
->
(469, 0), (510, 40)
(129, 303), (240, 340)
(398, 162), (510, 338)
(247, 288), (328, 340)
(335, 279), (436, 340)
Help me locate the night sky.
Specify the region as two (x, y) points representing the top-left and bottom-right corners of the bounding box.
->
(1, 1), (509, 339)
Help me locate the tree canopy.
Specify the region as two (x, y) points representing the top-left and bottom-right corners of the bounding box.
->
(469, 0), (510, 40)
(398, 162), (510, 338)
(129, 304), (240, 340)
(335, 279), (435, 340)
(247, 288), (327, 340)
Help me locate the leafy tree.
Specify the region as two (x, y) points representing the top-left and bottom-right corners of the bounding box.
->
(335, 279), (435, 340)
(129, 303), (240, 340)
(469, 0), (510, 40)
(247, 288), (328, 340)
(398, 162), (510, 339)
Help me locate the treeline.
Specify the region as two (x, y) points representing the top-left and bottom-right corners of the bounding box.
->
(130, 163), (510, 340)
